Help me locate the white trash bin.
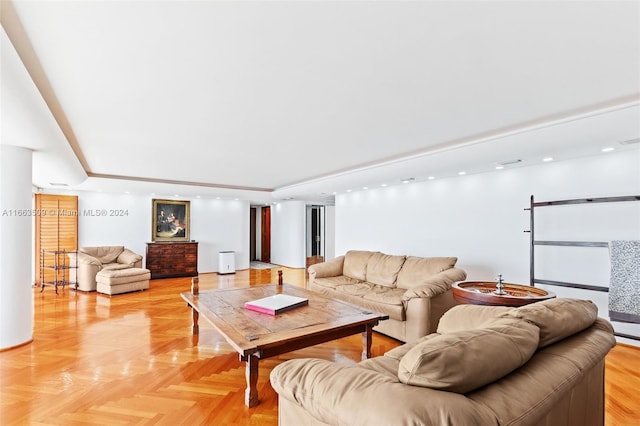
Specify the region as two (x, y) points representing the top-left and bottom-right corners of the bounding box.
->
(218, 251), (235, 274)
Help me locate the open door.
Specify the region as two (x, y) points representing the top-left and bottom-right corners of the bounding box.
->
(261, 206), (270, 263)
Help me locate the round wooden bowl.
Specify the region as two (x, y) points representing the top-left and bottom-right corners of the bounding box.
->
(452, 281), (556, 307)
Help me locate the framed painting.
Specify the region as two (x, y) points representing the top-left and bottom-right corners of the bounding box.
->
(152, 199), (190, 242)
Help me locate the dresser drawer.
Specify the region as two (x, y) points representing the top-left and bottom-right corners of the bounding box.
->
(146, 242), (198, 279)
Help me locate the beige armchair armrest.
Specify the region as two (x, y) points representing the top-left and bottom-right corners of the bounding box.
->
(117, 248), (143, 267)
(73, 251), (102, 267)
(307, 255), (345, 282)
(67, 252), (78, 268)
(402, 268), (467, 301)
(69, 252), (102, 292)
(270, 358), (495, 426)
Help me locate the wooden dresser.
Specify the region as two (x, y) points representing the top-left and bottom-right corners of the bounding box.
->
(146, 242), (198, 279)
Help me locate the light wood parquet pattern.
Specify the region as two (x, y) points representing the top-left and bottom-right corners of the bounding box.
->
(0, 268), (395, 425)
(1, 267), (638, 425)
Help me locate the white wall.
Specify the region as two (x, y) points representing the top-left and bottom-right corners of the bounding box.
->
(1, 146), (34, 349)
(271, 200), (306, 268)
(66, 192), (250, 273)
(336, 150), (640, 344)
(325, 205), (335, 261)
(76, 192), (150, 260)
(191, 198), (250, 271)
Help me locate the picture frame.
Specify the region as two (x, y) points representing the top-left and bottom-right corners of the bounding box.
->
(152, 199), (190, 242)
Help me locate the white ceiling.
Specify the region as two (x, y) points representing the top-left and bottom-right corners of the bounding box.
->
(2, 1), (639, 203)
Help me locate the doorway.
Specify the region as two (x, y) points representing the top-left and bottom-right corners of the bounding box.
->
(250, 208), (257, 261)
(306, 205), (324, 268)
(261, 206), (271, 263)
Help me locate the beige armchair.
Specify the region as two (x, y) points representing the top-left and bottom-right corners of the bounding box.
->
(68, 246), (143, 291)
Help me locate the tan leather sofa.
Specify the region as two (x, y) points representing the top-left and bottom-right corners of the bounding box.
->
(307, 250), (467, 342)
(68, 246), (143, 291)
(271, 298), (616, 426)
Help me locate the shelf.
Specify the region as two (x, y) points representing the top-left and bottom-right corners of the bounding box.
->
(40, 249), (78, 294)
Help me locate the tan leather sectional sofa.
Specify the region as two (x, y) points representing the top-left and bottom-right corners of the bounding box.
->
(271, 298), (616, 426)
(307, 250), (467, 342)
(68, 246), (143, 291)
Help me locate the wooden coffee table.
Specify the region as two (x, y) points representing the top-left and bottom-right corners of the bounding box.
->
(180, 283), (388, 407)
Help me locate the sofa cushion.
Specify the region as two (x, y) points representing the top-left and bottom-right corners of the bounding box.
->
(498, 298), (598, 348)
(365, 252), (406, 287)
(117, 249), (143, 266)
(343, 250), (376, 281)
(332, 286), (405, 321)
(359, 356), (401, 380)
(313, 275), (361, 290)
(96, 267), (151, 285)
(362, 286), (405, 307)
(437, 304), (512, 334)
(335, 282), (374, 297)
(384, 333), (439, 361)
(396, 257), (457, 289)
(398, 317), (539, 393)
(102, 263), (133, 271)
(81, 246), (124, 264)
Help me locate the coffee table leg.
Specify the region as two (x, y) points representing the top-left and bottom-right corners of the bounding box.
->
(362, 323), (373, 360)
(242, 353), (259, 407)
(192, 308), (199, 335)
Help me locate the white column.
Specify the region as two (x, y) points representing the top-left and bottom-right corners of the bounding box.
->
(0, 145), (33, 350)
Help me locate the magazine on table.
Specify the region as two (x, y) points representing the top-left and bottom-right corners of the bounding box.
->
(244, 294), (309, 315)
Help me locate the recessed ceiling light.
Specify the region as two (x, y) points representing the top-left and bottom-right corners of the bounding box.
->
(601, 147), (615, 152)
(174, 194), (179, 197)
(496, 165), (504, 170)
(401, 178), (414, 184)
(427, 176), (435, 180)
(347, 189), (352, 192)
(363, 186), (368, 190)
(458, 171), (466, 176)
(125, 191), (130, 194)
(381, 183), (387, 187)
(542, 157), (553, 162)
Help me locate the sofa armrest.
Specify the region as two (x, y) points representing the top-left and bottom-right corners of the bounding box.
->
(117, 248), (143, 267)
(270, 358), (496, 426)
(307, 256), (345, 282)
(73, 251), (102, 267)
(402, 268), (467, 301)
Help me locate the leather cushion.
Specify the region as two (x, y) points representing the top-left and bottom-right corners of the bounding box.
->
(96, 268), (151, 285)
(365, 252), (406, 287)
(313, 275), (361, 290)
(396, 257), (457, 289)
(343, 250), (376, 281)
(437, 304), (512, 334)
(81, 246), (124, 264)
(102, 263), (132, 271)
(498, 298), (598, 348)
(398, 317), (539, 393)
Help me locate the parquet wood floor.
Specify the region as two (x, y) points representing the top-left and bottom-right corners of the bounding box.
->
(1, 267), (638, 425)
